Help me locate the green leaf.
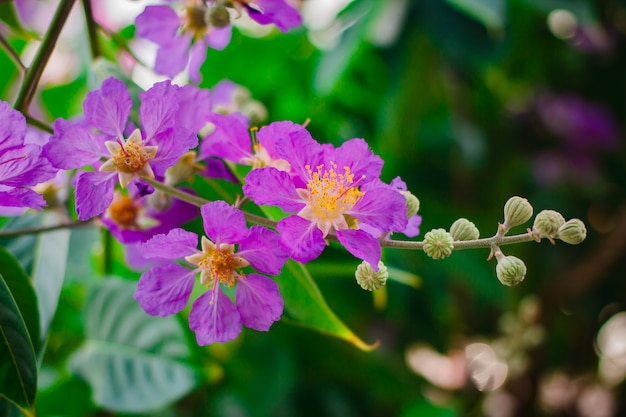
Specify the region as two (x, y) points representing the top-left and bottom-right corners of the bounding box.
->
(69, 279), (199, 413)
(0, 272), (37, 414)
(277, 261), (378, 351)
(0, 248), (40, 353)
(445, 0), (505, 30)
(32, 211), (70, 341)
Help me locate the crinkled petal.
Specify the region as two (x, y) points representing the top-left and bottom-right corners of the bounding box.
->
(331, 138), (383, 184)
(154, 35), (192, 78)
(140, 80), (179, 141)
(205, 25), (232, 50)
(350, 184), (407, 233)
(135, 263), (196, 316)
(44, 120), (107, 169)
(149, 126), (198, 177)
(403, 214), (422, 238)
(135, 5), (181, 45)
(176, 85), (212, 132)
(189, 286), (242, 345)
(210, 79), (239, 112)
(199, 158), (239, 182)
(74, 171), (117, 220)
(188, 40), (208, 84)
(0, 101), (26, 152)
(141, 228), (199, 260)
(336, 229), (381, 270)
(236, 273), (283, 331)
(248, 0), (302, 32)
(276, 215), (325, 263)
(256, 120), (300, 157)
(237, 226), (288, 275)
(201, 201), (248, 244)
(0, 145), (57, 186)
(83, 77), (131, 138)
(274, 128), (323, 181)
(200, 113), (251, 163)
(0, 188), (46, 210)
(243, 168), (305, 212)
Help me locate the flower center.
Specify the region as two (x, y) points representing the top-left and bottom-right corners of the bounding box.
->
(101, 129), (158, 188)
(187, 237), (250, 288)
(305, 163), (364, 221)
(183, 3), (210, 39)
(107, 194), (139, 227)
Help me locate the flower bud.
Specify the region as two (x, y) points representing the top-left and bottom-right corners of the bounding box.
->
(533, 209), (565, 239)
(450, 218), (480, 241)
(496, 255), (527, 286)
(503, 196), (533, 231)
(555, 218), (587, 245)
(423, 228), (454, 259)
(165, 151), (200, 185)
(355, 261), (388, 291)
(209, 5), (231, 28)
(400, 190), (420, 218)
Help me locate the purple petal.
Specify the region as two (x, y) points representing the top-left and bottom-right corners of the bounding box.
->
(248, 0), (302, 32)
(135, 5), (181, 45)
(135, 263), (196, 316)
(205, 25), (232, 50)
(336, 229), (381, 270)
(0, 188), (46, 210)
(236, 273), (283, 331)
(74, 171), (117, 220)
(210, 79), (239, 112)
(83, 77), (131, 138)
(243, 168), (305, 212)
(276, 215), (325, 263)
(149, 126), (198, 177)
(350, 184), (407, 233)
(140, 80), (179, 141)
(0, 145), (57, 187)
(200, 201), (248, 244)
(331, 138), (383, 184)
(188, 40), (208, 84)
(256, 120), (301, 157)
(403, 214), (422, 238)
(176, 85), (212, 132)
(200, 113), (252, 163)
(238, 226), (288, 276)
(154, 35), (192, 78)
(141, 228), (199, 260)
(274, 128), (323, 181)
(199, 158), (239, 182)
(0, 101), (26, 152)
(43, 121), (107, 169)
(189, 286), (242, 345)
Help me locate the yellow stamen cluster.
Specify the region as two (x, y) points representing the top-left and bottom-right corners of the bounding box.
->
(306, 163), (364, 221)
(107, 194), (139, 228)
(100, 129), (157, 188)
(186, 237), (249, 289)
(183, 3), (210, 40)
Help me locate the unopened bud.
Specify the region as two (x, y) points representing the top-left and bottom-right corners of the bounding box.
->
(165, 151), (200, 185)
(533, 209), (565, 239)
(209, 5), (231, 28)
(400, 190), (420, 218)
(555, 218), (587, 245)
(240, 100), (268, 125)
(496, 255), (527, 286)
(450, 218), (480, 241)
(355, 261), (388, 291)
(423, 228), (454, 259)
(503, 196), (533, 231)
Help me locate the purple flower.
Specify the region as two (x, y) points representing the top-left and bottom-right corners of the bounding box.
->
(43, 78), (199, 220)
(0, 101), (57, 211)
(243, 127), (407, 269)
(135, 201), (288, 345)
(231, 0), (302, 32)
(135, 1), (232, 83)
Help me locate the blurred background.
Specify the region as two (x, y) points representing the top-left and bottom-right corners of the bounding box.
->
(2, 0), (626, 416)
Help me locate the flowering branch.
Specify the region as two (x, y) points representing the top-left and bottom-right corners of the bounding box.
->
(82, 0), (101, 59)
(14, 0), (76, 112)
(0, 219), (95, 238)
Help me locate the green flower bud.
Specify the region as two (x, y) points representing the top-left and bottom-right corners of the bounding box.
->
(503, 196), (533, 231)
(496, 256), (526, 287)
(209, 5), (231, 28)
(423, 228), (454, 259)
(496, 255), (527, 286)
(533, 209), (565, 239)
(555, 218), (587, 245)
(400, 190), (420, 218)
(355, 261), (388, 291)
(450, 218), (480, 241)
